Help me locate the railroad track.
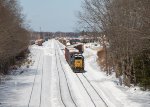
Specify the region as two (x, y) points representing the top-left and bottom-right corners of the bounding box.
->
(55, 49), (66, 107)
(56, 40), (109, 107)
(28, 52), (44, 107)
(75, 74), (97, 107)
(28, 52), (41, 107)
(39, 56), (44, 107)
(76, 73), (109, 107)
(55, 44), (78, 107)
(82, 73), (108, 107)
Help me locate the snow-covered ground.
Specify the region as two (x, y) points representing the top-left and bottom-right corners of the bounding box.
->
(83, 43), (150, 107)
(0, 39), (149, 107)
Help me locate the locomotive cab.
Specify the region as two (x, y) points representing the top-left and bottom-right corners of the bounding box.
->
(73, 54), (84, 71)
(65, 46), (84, 73)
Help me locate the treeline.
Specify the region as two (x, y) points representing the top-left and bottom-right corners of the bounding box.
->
(0, 0), (29, 74)
(79, 0), (150, 90)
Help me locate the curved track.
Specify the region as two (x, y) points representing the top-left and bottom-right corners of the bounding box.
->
(55, 45), (78, 107)
(76, 73), (108, 107)
(82, 73), (108, 107)
(39, 57), (45, 107)
(76, 74), (97, 107)
(28, 52), (41, 107)
(57, 40), (109, 107)
(28, 52), (44, 107)
(55, 49), (66, 107)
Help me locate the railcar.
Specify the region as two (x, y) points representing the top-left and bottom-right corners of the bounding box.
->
(35, 39), (44, 46)
(68, 43), (84, 53)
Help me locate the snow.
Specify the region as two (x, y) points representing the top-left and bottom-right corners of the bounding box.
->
(83, 43), (150, 107)
(0, 40), (149, 107)
(67, 47), (79, 53)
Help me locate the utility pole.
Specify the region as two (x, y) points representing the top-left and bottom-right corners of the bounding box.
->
(40, 27), (43, 39)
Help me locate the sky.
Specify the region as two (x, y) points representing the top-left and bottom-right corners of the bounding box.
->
(20, 0), (82, 32)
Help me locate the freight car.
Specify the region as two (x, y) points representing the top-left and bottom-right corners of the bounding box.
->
(68, 43), (84, 53)
(35, 39), (44, 46)
(65, 47), (84, 72)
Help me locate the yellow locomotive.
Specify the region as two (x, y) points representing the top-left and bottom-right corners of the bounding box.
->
(65, 46), (84, 72)
(72, 54), (84, 71)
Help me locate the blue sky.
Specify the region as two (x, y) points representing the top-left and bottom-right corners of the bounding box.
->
(20, 0), (82, 32)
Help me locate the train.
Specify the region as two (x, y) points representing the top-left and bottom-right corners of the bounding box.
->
(65, 43), (84, 72)
(35, 39), (44, 46)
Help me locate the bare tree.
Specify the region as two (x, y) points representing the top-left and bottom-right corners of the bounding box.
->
(0, 0), (29, 74)
(78, 0), (150, 89)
